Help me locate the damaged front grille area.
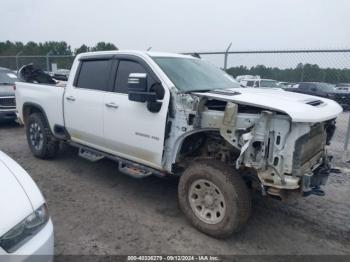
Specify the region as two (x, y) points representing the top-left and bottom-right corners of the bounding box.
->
(292, 123), (326, 176)
(0, 96), (16, 109)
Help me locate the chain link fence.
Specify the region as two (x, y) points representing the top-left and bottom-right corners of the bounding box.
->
(0, 55), (75, 72)
(1, 49), (349, 164)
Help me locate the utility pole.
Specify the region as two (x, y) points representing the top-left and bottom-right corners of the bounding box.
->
(300, 63), (304, 82)
(46, 51), (53, 72)
(223, 42), (232, 71)
(15, 51), (23, 71)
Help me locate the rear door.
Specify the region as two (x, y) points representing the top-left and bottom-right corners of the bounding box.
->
(64, 57), (113, 148)
(103, 56), (169, 169)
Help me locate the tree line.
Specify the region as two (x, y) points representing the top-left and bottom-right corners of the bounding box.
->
(226, 63), (350, 84)
(0, 41), (118, 70)
(1, 41), (349, 84)
(0, 41), (117, 56)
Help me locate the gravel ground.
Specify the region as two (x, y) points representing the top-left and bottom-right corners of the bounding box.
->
(0, 114), (349, 255)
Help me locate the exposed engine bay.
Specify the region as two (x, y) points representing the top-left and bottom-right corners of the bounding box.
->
(163, 90), (337, 198)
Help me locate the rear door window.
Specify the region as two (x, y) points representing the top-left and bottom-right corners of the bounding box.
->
(76, 59), (112, 91)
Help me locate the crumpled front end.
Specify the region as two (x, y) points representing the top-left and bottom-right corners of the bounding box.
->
(220, 104), (337, 197)
(166, 90), (341, 199)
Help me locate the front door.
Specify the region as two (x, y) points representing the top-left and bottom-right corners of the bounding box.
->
(103, 57), (169, 169)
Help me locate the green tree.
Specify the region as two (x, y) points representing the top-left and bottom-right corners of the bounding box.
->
(75, 44), (90, 55)
(91, 42), (118, 51)
(226, 63), (350, 84)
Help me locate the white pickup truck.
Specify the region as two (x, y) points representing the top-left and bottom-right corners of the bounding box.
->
(16, 51), (342, 238)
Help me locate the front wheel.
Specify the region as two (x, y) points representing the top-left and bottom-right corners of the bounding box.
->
(26, 113), (59, 159)
(178, 160), (251, 238)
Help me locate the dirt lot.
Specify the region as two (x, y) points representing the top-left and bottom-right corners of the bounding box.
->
(0, 114), (350, 255)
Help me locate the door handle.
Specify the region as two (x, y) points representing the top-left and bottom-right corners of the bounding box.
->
(105, 102), (119, 109)
(66, 96), (76, 102)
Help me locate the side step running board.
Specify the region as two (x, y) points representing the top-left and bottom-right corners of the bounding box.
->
(72, 142), (164, 178)
(79, 148), (104, 162)
(118, 162), (152, 178)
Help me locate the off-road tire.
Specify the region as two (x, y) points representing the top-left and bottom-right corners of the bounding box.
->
(26, 113), (59, 159)
(178, 160), (251, 238)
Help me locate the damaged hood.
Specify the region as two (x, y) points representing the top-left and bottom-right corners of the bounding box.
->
(193, 88), (343, 122)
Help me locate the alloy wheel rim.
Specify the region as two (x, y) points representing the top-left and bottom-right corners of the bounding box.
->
(29, 122), (43, 151)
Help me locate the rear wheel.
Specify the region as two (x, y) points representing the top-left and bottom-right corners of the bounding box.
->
(178, 160), (251, 238)
(26, 113), (59, 159)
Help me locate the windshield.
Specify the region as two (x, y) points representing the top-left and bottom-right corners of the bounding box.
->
(260, 80), (277, 88)
(152, 57), (240, 92)
(0, 71), (18, 85)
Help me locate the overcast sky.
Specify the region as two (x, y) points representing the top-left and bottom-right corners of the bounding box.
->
(1, 0), (350, 68)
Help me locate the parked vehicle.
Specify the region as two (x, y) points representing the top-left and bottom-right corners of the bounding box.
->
(235, 75), (260, 82)
(334, 83), (350, 110)
(240, 78), (279, 88)
(335, 83), (350, 93)
(0, 151), (53, 259)
(16, 51), (342, 238)
(286, 82), (336, 99)
(0, 67), (17, 121)
(277, 82), (295, 89)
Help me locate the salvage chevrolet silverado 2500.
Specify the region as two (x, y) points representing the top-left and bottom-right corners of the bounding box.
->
(15, 51), (342, 238)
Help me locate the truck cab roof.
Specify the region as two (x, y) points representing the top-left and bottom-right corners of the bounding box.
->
(77, 50), (194, 59)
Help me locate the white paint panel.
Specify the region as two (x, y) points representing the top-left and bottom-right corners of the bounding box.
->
(103, 92), (169, 168)
(64, 88), (105, 147)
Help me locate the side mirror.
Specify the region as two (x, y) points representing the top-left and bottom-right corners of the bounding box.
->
(128, 73), (156, 103)
(150, 83), (165, 100)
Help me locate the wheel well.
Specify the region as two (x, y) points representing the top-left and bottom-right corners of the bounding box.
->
(176, 131), (240, 164)
(176, 132), (259, 194)
(22, 104), (48, 126)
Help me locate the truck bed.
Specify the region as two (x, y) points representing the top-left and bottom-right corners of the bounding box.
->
(15, 82), (65, 130)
